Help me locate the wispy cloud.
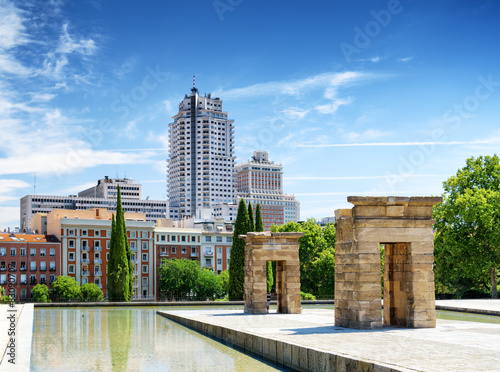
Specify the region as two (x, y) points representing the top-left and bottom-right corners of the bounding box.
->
(357, 56), (383, 63)
(342, 129), (391, 142)
(286, 175), (442, 181)
(290, 139), (498, 148)
(216, 71), (377, 98)
(282, 107), (309, 120)
(398, 56), (414, 63)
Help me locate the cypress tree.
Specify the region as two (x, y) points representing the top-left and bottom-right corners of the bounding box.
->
(248, 202), (255, 231)
(256, 203), (274, 292)
(118, 190), (134, 301)
(106, 215), (116, 300)
(107, 186), (130, 301)
(228, 198), (250, 300)
(255, 203), (264, 232)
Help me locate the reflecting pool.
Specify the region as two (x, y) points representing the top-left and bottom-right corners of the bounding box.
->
(31, 307), (284, 371)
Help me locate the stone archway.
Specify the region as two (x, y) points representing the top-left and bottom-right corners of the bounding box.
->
(240, 232), (304, 314)
(334, 196), (441, 329)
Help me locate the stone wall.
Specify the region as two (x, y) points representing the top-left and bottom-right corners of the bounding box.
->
(334, 196), (441, 329)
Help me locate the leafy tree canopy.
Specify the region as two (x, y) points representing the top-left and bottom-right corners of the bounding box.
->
(80, 283), (104, 302)
(32, 284), (50, 303)
(52, 276), (81, 301)
(434, 155), (500, 299)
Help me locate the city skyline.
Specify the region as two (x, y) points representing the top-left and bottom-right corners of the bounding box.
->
(2, 1), (500, 229)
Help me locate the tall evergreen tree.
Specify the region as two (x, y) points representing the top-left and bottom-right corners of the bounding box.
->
(228, 198), (250, 299)
(118, 188), (134, 300)
(248, 202), (255, 231)
(106, 215), (117, 300)
(107, 186), (131, 301)
(255, 203), (264, 232)
(256, 203), (274, 292)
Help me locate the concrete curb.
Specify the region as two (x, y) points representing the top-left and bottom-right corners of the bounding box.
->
(157, 310), (404, 372)
(435, 305), (500, 316)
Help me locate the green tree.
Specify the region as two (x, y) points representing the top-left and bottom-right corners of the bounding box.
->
(219, 270), (230, 296)
(32, 284), (50, 303)
(228, 198), (250, 300)
(158, 259), (200, 299)
(434, 155), (500, 299)
(255, 203), (264, 232)
(255, 203), (274, 292)
(107, 186), (131, 301)
(80, 283), (104, 302)
(272, 219), (336, 296)
(248, 202), (255, 231)
(196, 268), (223, 299)
(52, 276), (80, 301)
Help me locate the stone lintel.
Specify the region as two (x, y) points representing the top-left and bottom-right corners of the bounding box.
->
(347, 196), (442, 207)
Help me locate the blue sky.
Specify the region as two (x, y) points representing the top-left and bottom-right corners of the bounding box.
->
(1, 0), (500, 229)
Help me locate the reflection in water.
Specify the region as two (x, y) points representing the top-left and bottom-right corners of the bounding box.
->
(31, 307), (282, 372)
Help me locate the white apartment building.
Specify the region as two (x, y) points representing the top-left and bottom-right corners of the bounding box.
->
(78, 176), (142, 199)
(168, 84), (235, 220)
(235, 150), (300, 229)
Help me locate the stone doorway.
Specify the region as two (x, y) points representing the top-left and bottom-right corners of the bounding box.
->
(335, 196), (441, 330)
(240, 232), (303, 314)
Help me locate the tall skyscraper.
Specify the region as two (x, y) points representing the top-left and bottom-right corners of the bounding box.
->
(168, 83), (235, 219)
(235, 150), (300, 230)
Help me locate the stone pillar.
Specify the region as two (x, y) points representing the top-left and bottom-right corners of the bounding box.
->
(240, 232), (304, 315)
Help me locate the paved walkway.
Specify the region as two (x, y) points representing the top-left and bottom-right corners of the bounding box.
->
(0, 304), (33, 372)
(435, 299), (500, 315)
(160, 308), (500, 372)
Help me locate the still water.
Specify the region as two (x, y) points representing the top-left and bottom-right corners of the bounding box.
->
(31, 306), (284, 372)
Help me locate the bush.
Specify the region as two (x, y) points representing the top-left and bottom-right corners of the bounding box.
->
(80, 283), (103, 302)
(52, 276), (81, 301)
(32, 284), (51, 303)
(300, 291), (316, 301)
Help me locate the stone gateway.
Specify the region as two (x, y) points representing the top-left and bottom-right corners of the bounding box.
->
(240, 232), (304, 315)
(334, 196), (442, 330)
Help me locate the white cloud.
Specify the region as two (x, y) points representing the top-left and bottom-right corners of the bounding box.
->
(282, 107), (309, 120)
(398, 56), (414, 63)
(357, 56), (383, 63)
(216, 71), (375, 98)
(291, 138), (498, 148)
(0, 1), (28, 50)
(315, 96), (354, 114)
(124, 120), (138, 139)
(0, 207), (21, 230)
(57, 23), (97, 56)
(342, 129), (391, 142)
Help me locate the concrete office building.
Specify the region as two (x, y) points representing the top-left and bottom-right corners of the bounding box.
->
(235, 150), (300, 230)
(168, 83), (235, 220)
(20, 177), (168, 231)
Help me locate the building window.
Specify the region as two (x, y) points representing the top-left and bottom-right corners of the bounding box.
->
(171, 235), (176, 242)
(216, 236), (222, 242)
(20, 248), (26, 257)
(95, 230), (100, 237)
(191, 236), (196, 242)
(142, 277), (148, 286)
(181, 236), (186, 242)
(69, 252), (75, 261)
(205, 259), (211, 267)
(10, 248), (16, 257)
(205, 236), (211, 242)
(49, 248), (55, 257)
(217, 258), (222, 265)
(40, 261), (46, 271)
(82, 230), (87, 236)
(30, 261), (36, 271)
(68, 265), (75, 274)
(161, 235), (166, 242)
(181, 247), (187, 254)
(142, 265), (148, 273)
(50, 261), (56, 271)
(226, 237), (232, 243)
(68, 240), (75, 248)
(68, 229), (75, 236)
(95, 241), (100, 248)
(0, 248), (5, 257)
(40, 248), (46, 257)
(82, 240), (88, 249)
(131, 231), (136, 238)
(171, 246), (176, 254)
(142, 253), (148, 262)
(142, 242), (148, 250)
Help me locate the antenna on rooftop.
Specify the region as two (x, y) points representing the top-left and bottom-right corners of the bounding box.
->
(191, 74), (198, 93)
(34, 174), (36, 196)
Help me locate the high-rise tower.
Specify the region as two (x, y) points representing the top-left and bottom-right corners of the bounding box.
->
(168, 83), (235, 219)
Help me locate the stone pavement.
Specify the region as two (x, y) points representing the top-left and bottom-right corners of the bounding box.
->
(159, 308), (500, 372)
(435, 299), (500, 315)
(0, 304), (33, 372)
